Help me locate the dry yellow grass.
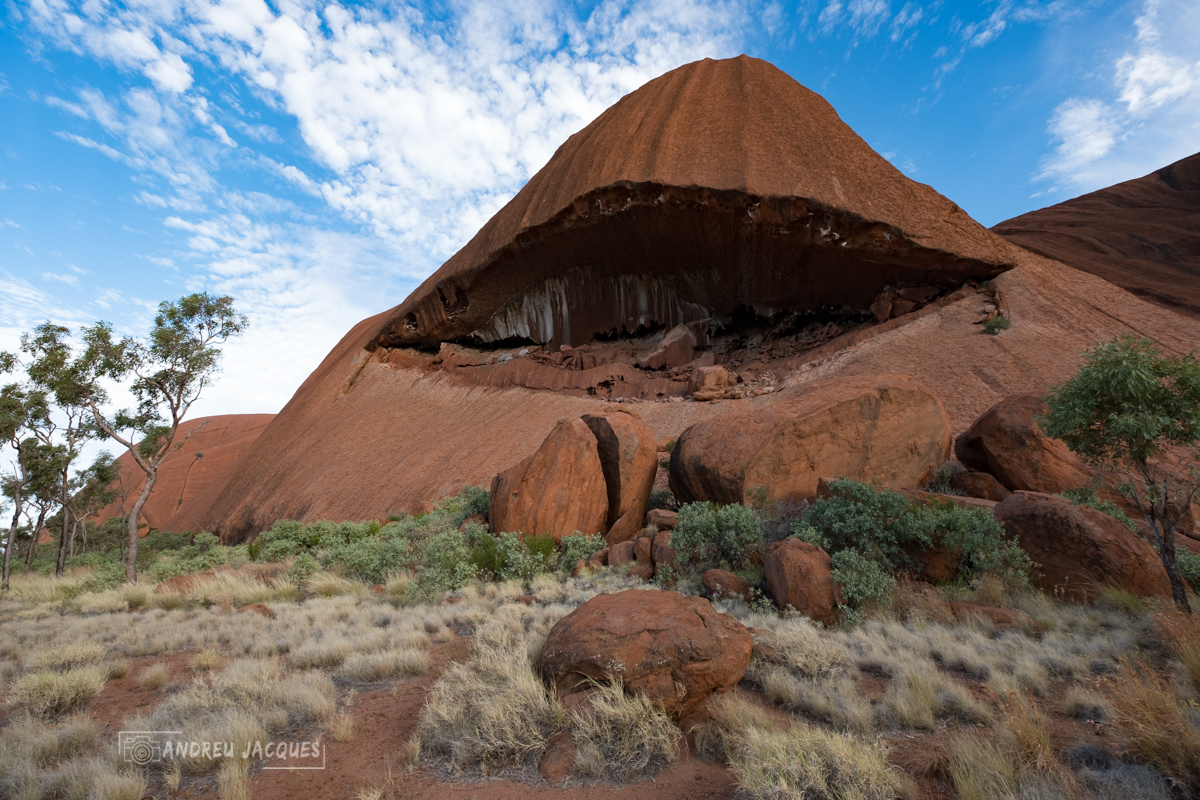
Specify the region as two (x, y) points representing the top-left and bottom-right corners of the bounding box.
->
(1154, 609), (1200, 691)
(571, 681), (679, 780)
(9, 667), (108, 717)
(1106, 658), (1200, 785)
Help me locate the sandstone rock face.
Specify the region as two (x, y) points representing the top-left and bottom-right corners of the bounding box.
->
(763, 539), (840, 624)
(377, 56), (1012, 353)
(702, 569), (751, 600)
(994, 492), (1172, 600)
(670, 374), (951, 505)
(639, 323), (702, 370)
(994, 152), (1200, 320)
(955, 394), (1092, 494)
(490, 418), (609, 542)
(93, 414), (274, 533)
(582, 410), (658, 544)
(646, 509), (678, 530)
(689, 366), (732, 394)
(608, 540), (636, 567)
(538, 589), (752, 719)
(652, 532), (675, 573)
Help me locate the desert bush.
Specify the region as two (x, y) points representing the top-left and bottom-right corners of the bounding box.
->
(728, 723), (908, 800)
(321, 534), (413, 585)
(1179, 548), (1200, 592)
(571, 681), (679, 781)
(672, 501), (763, 572)
(558, 532), (606, 572)
(797, 479), (1031, 617)
(983, 314), (1011, 335)
(23, 643), (106, 671)
(469, 527), (555, 584)
(10, 667), (108, 717)
(146, 532), (227, 581)
(138, 663), (170, 691)
(417, 528), (479, 595)
(341, 649), (431, 682)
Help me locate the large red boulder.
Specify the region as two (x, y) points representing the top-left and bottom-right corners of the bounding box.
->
(537, 589), (752, 720)
(582, 410), (658, 544)
(954, 395), (1092, 494)
(993, 491), (1172, 600)
(669, 374), (950, 505)
(763, 539), (841, 625)
(490, 418), (609, 542)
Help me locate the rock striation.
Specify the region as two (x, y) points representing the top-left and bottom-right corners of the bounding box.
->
(376, 55), (1010, 352)
(994, 152), (1200, 319)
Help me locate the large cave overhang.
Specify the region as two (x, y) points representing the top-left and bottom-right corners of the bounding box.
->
(375, 182), (1013, 352)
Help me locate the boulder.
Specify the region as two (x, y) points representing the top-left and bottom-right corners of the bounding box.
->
(490, 418), (609, 542)
(633, 537), (652, 564)
(763, 539), (840, 625)
(652, 532), (675, 573)
(993, 491), (1172, 600)
(587, 548), (609, 569)
(639, 323), (700, 370)
(670, 374), (951, 505)
(537, 589), (752, 719)
(949, 470), (1013, 501)
(646, 508), (679, 530)
(608, 540), (636, 567)
(954, 395), (1092, 494)
(689, 365), (732, 393)
(538, 732), (577, 784)
(702, 569), (751, 600)
(628, 565), (654, 581)
(582, 410), (658, 544)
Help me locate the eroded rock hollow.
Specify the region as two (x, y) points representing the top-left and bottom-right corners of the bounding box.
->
(373, 56), (1011, 358)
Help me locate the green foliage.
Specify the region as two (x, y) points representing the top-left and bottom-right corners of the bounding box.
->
(559, 533), (606, 571)
(799, 479), (1031, 620)
(257, 520), (323, 561)
(830, 549), (895, 625)
(321, 532), (413, 585)
(287, 552), (318, 584)
(1177, 549), (1200, 591)
(418, 529), (479, 595)
(146, 532), (227, 581)
(1058, 488), (1137, 531)
(800, 479), (930, 571)
(1039, 334), (1200, 467)
(645, 490), (677, 512)
(982, 315), (1011, 335)
(468, 527), (556, 584)
(672, 502), (763, 572)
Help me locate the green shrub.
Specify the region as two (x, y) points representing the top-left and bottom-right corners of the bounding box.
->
(257, 520), (317, 561)
(672, 502), (763, 572)
(559, 533), (606, 572)
(830, 550), (895, 624)
(983, 315), (1011, 335)
(645, 489), (678, 512)
(418, 529), (479, 595)
(1058, 488), (1137, 531)
(1179, 549), (1200, 591)
(799, 479), (1031, 620)
(146, 532), (228, 581)
(321, 533), (413, 585)
(469, 528), (555, 585)
(287, 552), (318, 585)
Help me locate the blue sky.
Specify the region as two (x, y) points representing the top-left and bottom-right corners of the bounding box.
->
(2, 0), (1198, 424)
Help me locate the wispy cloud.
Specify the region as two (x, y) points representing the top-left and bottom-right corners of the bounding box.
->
(1035, 0), (1200, 192)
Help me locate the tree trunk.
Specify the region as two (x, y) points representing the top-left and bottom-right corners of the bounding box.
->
(125, 469), (157, 583)
(3, 492), (21, 590)
(26, 507), (46, 569)
(56, 480), (70, 576)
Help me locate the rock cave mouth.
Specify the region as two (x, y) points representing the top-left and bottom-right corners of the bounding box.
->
(372, 183), (1010, 354)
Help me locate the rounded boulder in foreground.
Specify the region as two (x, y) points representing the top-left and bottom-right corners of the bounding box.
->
(537, 589), (752, 720)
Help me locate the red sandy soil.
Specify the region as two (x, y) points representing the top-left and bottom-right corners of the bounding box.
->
(56, 632), (1135, 800)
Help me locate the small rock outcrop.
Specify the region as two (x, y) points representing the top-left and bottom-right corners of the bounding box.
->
(949, 470), (1013, 501)
(537, 589), (752, 719)
(670, 374), (951, 505)
(582, 410), (658, 544)
(763, 539), (840, 625)
(955, 395), (1092, 494)
(489, 418), (609, 541)
(993, 492), (1172, 600)
(702, 569), (751, 600)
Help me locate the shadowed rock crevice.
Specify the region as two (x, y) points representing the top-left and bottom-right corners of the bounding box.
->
(375, 184), (1008, 351)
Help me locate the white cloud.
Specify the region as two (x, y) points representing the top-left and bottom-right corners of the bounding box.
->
(41, 271), (80, 285)
(1036, 0), (1200, 192)
(18, 0), (747, 418)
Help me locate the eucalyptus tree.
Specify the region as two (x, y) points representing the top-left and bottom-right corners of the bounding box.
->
(1040, 334), (1200, 612)
(0, 376), (53, 588)
(20, 323), (106, 576)
(81, 293), (248, 581)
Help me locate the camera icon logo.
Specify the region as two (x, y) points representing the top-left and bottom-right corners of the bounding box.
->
(118, 731), (172, 766)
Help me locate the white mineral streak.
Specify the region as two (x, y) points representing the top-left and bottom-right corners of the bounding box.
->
(471, 269), (711, 346)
